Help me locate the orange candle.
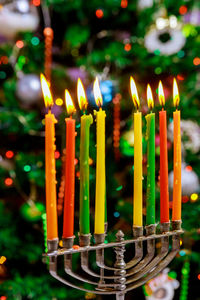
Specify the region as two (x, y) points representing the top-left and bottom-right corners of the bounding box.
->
(41, 74), (58, 241)
(172, 79), (182, 221)
(158, 81), (169, 223)
(63, 90), (76, 238)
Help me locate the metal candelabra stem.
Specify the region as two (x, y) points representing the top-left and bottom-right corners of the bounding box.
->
(45, 221), (183, 300)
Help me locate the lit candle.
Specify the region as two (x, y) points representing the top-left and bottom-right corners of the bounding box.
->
(94, 77), (106, 234)
(78, 79), (93, 235)
(172, 79), (182, 221)
(130, 77), (143, 227)
(40, 74), (58, 241)
(62, 90), (76, 238)
(158, 81), (169, 224)
(145, 84), (155, 225)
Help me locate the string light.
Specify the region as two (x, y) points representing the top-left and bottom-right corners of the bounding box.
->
(57, 150), (66, 216)
(190, 193), (198, 202)
(114, 211), (120, 217)
(0, 56), (8, 64)
(55, 151), (60, 159)
(113, 94), (121, 160)
(32, 0), (40, 6)
(5, 178), (13, 186)
(55, 98), (63, 106)
(116, 185), (123, 191)
(31, 36), (40, 46)
(197, 274), (200, 280)
(180, 261), (190, 300)
(185, 165), (192, 172)
(179, 5), (188, 15)
(89, 158), (93, 165)
(124, 43), (131, 51)
(5, 150), (14, 159)
(0, 256), (6, 264)
(193, 57), (200, 66)
(121, 0), (128, 8)
(42, 213), (48, 259)
(96, 9), (104, 18)
(177, 74), (185, 81)
(24, 165), (31, 172)
(16, 40), (24, 49)
(43, 27), (53, 82)
(182, 196), (189, 203)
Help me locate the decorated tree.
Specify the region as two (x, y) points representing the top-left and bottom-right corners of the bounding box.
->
(0, 0), (200, 299)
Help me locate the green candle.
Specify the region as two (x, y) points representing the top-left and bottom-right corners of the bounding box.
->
(79, 114), (93, 234)
(145, 84), (155, 225)
(77, 78), (93, 235)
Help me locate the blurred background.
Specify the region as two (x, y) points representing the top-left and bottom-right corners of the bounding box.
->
(0, 0), (200, 299)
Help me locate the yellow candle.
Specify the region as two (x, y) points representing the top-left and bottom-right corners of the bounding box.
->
(172, 79), (182, 221)
(41, 74), (58, 241)
(94, 77), (106, 234)
(130, 77), (143, 227)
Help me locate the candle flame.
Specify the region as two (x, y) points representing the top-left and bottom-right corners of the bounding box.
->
(40, 74), (53, 108)
(147, 84), (154, 110)
(65, 89), (76, 115)
(77, 78), (88, 111)
(158, 80), (165, 107)
(173, 78), (180, 108)
(93, 77), (103, 107)
(130, 76), (140, 110)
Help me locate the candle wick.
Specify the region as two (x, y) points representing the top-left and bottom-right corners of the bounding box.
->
(70, 114), (72, 119)
(162, 106), (164, 111)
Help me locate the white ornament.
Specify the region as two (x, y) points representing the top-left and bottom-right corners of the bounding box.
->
(137, 0), (153, 10)
(16, 74), (42, 105)
(145, 268), (179, 300)
(144, 27), (186, 55)
(0, 2), (39, 38)
(168, 120), (200, 154)
(169, 163), (200, 196)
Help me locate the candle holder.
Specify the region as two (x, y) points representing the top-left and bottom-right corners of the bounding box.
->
(45, 221), (183, 300)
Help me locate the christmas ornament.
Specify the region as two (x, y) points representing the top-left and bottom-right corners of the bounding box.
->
(0, 1), (39, 39)
(20, 202), (45, 222)
(169, 163), (200, 196)
(137, 0), (153, 10)
(87, 80), (115, 107)
(143, 268), (179, 300)
(16, 74), (42, 105)
(144, 27), (186, 55)
(168, 120), (200, 154)
(184, 8), (200, 26)
(144, 15), (185, 55)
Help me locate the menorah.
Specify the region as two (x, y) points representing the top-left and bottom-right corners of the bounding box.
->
(45, 220), (183, 300)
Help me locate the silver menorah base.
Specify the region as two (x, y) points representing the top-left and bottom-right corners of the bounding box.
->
(45, 220), (183, 300)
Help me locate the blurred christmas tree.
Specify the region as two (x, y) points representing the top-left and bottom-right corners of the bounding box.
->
(0, 0), (200, 299)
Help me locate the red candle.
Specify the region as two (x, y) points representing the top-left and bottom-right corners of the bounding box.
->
(63, 90), (76, 238)
(158, 81), (169, 223)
